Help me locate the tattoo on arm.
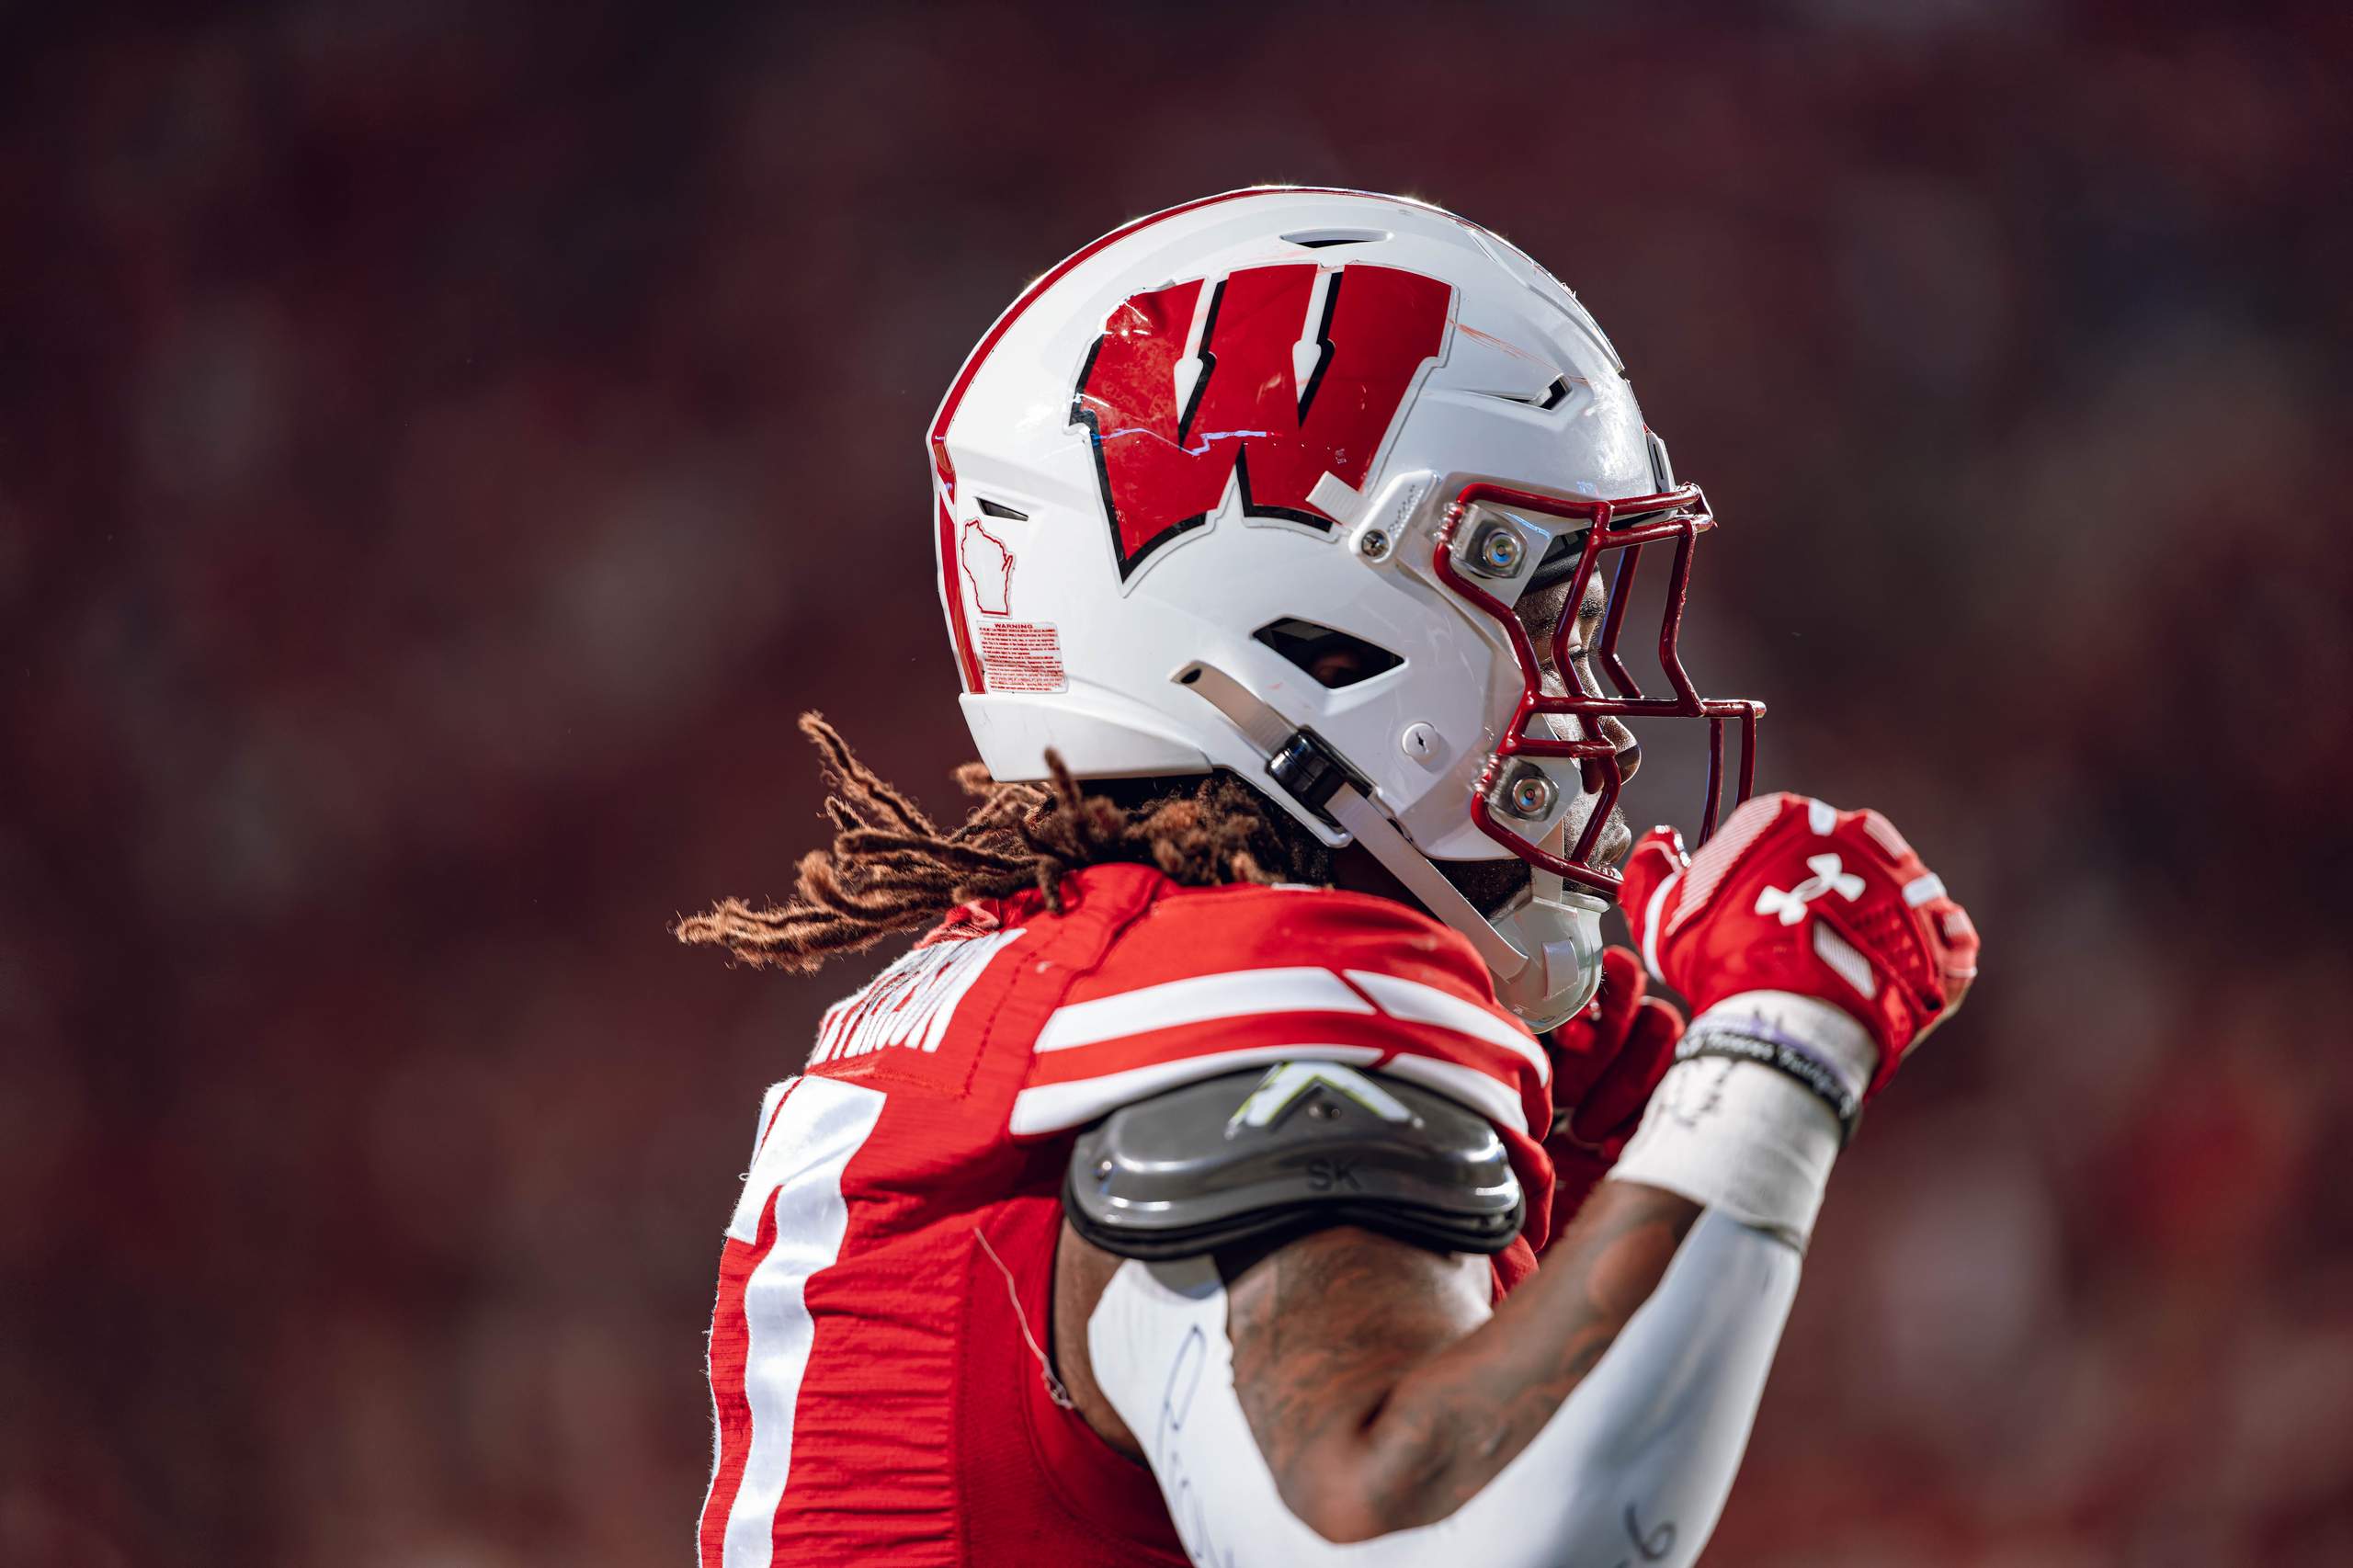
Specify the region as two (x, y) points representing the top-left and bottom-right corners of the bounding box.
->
(1226, 1183), (1699, 1538)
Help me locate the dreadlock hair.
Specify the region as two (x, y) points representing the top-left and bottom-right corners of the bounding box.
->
(674, 712), (1333, 972)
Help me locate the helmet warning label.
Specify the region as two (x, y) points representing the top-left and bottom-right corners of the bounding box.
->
(977, 621), (1067, 693)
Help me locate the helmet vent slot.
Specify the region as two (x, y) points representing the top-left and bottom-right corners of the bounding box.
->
(1281, 228), (1392, 249)
(975, 497), (1029, 520)
(1472, 376), (1573, 411)
(1252, 619), (1404, 688)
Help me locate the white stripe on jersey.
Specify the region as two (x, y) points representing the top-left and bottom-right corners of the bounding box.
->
(1009, 1043), (1384, 1136)
(1340, 970), (1550, 1086)
(1378, 1053), (1531, 1136)
(722, 1077), (886, 1568)
(1035, 966), (1374, 1052)
(1037, 967), (1538, 1079)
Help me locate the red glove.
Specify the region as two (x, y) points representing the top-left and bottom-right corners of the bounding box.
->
(1620, 791), (1979, 1101)
(1540, 945), (1683, 1242)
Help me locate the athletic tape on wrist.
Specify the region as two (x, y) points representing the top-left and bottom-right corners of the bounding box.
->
(1606, 992), (1875, 1245)
(1677, 1027), (1861, 1145)
(1608, 1058), (1841, 1245)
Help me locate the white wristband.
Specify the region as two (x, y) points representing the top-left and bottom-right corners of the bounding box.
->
(1607, 992), (1880, 1246)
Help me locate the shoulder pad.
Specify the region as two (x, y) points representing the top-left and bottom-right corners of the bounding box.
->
(1064, 1062), (1524, 1261)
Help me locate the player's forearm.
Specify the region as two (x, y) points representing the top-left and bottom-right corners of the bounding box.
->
(1491, 1205), (1803, 1566)
(1297, 1180), (1703, 1532)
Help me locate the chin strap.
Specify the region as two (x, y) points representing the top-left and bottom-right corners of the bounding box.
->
(1487, 881), (1606, 1030)
(1174, 662), (1533, 982)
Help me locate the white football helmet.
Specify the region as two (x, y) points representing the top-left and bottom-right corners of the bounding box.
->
(927, 187), (1760, 1029)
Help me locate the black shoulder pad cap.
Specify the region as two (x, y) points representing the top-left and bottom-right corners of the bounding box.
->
(1063, 1062), (1525, 1261)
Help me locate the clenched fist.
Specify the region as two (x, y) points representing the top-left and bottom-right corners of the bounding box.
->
(1620, 791), (1979, 1101)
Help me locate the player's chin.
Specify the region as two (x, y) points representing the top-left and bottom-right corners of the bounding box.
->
(1595, 807), (1633, 873)
(1432, 806), (1632, 915)
(1436, 855), (1530, 916)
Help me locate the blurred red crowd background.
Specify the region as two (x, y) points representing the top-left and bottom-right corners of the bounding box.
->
(6, 3), (2351, 1564)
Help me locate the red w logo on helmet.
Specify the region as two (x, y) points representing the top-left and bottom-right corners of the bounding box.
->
(1072, 263), (1451, 579)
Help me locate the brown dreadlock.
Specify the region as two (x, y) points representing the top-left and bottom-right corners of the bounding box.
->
(674, 713), (1332, 972)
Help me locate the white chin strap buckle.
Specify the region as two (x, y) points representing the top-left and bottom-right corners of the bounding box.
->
(1489, 884), (1606, 1032)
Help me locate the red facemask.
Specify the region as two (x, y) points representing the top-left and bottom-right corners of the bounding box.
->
(1432, 480), (1765, 900)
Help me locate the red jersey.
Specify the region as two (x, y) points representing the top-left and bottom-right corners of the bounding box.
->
(699, 864), (1558, 1566)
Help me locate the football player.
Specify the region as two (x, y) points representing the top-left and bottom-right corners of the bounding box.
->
(679, 187), (1980, 1566)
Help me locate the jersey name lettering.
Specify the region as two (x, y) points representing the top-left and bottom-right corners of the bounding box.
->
(808, 926), (1027, 1067)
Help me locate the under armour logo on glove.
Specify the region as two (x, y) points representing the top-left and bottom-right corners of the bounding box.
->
(1753, 854), (1864, 925)
(1620, 792), (1980, 1101)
